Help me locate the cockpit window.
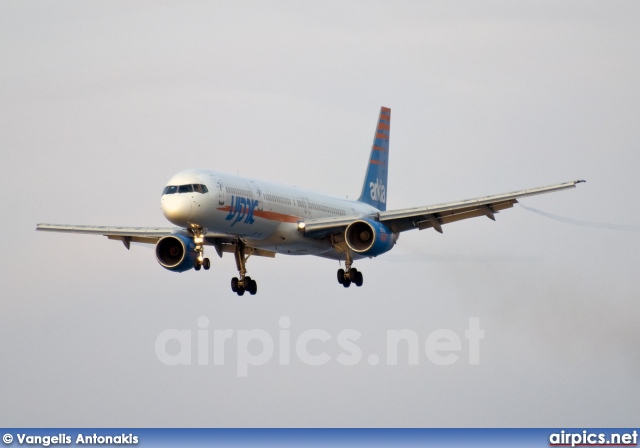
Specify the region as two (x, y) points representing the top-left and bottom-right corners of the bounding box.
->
(163, 184), (208, 195)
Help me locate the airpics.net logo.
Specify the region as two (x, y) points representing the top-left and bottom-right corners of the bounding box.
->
(155, 317), (484, 377)
(549, 430), (638, 447)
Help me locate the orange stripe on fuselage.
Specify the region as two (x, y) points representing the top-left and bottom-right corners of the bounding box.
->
(254, 209), (299, 223)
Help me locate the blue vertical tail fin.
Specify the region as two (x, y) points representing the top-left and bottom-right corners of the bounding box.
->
(358, 107), (390, 211)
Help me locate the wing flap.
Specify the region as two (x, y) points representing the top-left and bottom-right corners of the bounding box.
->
(106, 235), (159, 249)
(416, 200), (516, 231)
(300, 215), (370, 239)
(202, 237), (276, 258)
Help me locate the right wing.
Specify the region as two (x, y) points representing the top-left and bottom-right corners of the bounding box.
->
(36, 224), (180, 248)
(35, 224), (275, 258)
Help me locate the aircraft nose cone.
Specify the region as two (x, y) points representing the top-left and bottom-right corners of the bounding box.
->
(162, 194), (192, 225)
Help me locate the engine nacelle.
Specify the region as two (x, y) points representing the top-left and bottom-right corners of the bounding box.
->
(155, 234), (197, 272)
(345, 218), (395, 257)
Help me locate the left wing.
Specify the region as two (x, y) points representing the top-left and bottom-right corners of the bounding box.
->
(300, 180), (585, 237)
(378, 179), (584, 233)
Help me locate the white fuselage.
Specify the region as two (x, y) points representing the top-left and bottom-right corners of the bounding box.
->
(160, 169), (379, 258)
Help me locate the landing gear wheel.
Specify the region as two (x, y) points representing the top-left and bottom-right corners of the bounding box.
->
(343, 279), (352, 288)
(231, 277), (239, 293)
(194, 261), (202, 271)
(231, 241), (258, 296)
(354, 271), (363, 287)
(203, 258), (210, 270)
(349, 267), (358, 279)
(243, 276), (257, 295)
(337, 269), (345, 284)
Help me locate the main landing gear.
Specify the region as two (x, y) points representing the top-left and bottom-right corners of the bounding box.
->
(188, 227), (257, 296)
(191, 227), (211, 271)
(337, 252), (363, 288)
(230, 241), (257, 296)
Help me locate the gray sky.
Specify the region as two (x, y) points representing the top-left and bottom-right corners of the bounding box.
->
(1, 0), (639, 427)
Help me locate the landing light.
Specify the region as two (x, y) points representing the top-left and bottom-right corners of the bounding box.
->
(297, 222), (305, 231)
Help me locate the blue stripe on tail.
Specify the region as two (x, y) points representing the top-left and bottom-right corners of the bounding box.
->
(358, 107), (390, 211)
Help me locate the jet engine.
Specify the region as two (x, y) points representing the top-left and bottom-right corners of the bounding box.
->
(344, 218), (395, 257)
(155, 234), (197, 272)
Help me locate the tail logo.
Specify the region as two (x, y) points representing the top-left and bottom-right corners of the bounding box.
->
(369, 178), (386, 204)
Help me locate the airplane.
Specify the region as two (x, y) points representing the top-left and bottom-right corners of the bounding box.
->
(36, 107), (584, 296)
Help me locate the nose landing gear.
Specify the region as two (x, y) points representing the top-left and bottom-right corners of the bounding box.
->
(190, 227), (210, 271)
(194, 257), (211, 271)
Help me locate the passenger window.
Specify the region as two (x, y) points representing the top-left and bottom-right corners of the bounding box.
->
(178, 184), (193, 193)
